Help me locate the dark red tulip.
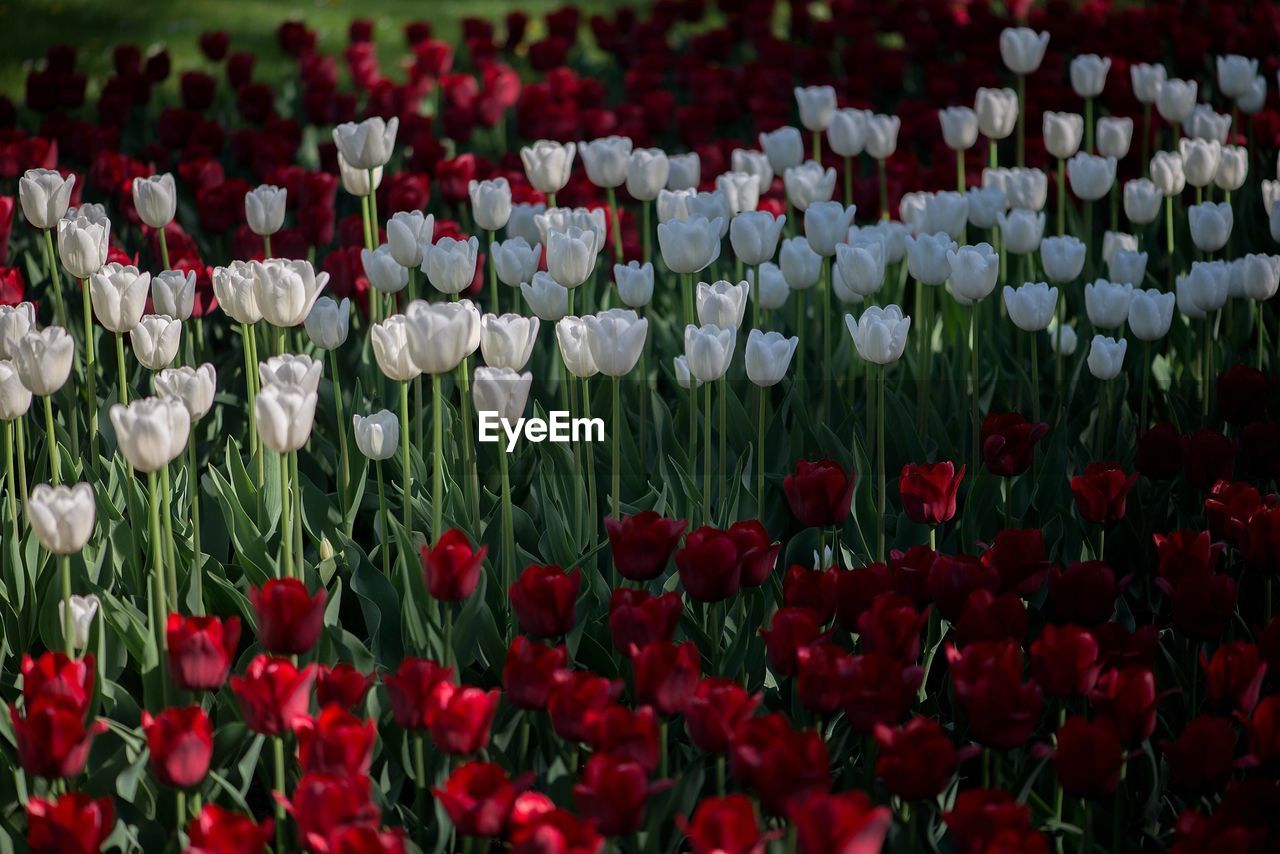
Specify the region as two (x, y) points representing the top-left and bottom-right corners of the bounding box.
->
(1164, 715), (1236, 791)
(789, 790), (891, 854)
(167, 612), (240, 691)
(608, 589), (682, 654)
(428, 684), (500, 755)
(509, 565), (580, 637)
(1203, 641), (1267, 716)
(508, 795), (603, 854)
(783, 458), (856, 527)
(1095, 623), (1160, 671)
(1069, 461), (1137, 526)
(421, 528), (487, 601)
(1239, 502), (1280, 574)
(1182, 429), (1237, 489)
(888, 544), (936, 607)
(287, 773), (380, 849)
(1154, 529), (1224, 587)
(1217, 364), (1272, 425)
(1049, 561), (1123, 625)
(573, 753), (669, 836)
(728, 520), (780, 588)
(296, 705), (376, 776)
(1169, 571), (1237, 640)
(185, 804), (273, 854)
(927, 552), (999, 622)
(10, 699), (106, 780)
(548, 671), (621, 744)
(20, 651), (94, 712)
(678, 794), (771, 854)
(383, 658), (455, 730)
(1204, 480), (1263, 544)
(1135, 421), (1183, 479)
(198, 30), (230, 62)
(249, 578), (326, 655)
(899, 461), (964, 525)
(632, 641), (700, 716)
(758, 606), (823, 677)
(794, 642), (855, 714)
(856, 592), (928, 662)
(1090, 667), (1158, 745)
(842, 652), (923, 733)
(229, 655), (316, 736)
(434, 762), (527, 838)
(954, 589), (1028, 647)
(834, 562), (894, 630)
(1054, 716), (1125, 799)
(874, 716), (958, 800)
(980, 528), (1053, 596)
(25, 793), (115, 854)
(1246, 696), (1280, 766)
(1030, 624), (1101, 698)
(605, 511), (687, 581)
(315, 663), (374, 711)
(981, 412), (1048, 477)
(945, 640), (1043, 750)
(684, 677), (762, 754)
(311, 824), (405, 852)
(729, 713), (830, 815)
(676, 525), (743, 602)
(782, 564), (838, 624)
(944, 789), (1046, 854)
(142, 705), (213, 788)
(503, 637), (568, 710)
(588, 704), (662, 772)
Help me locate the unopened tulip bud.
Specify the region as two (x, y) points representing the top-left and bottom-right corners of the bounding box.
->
(27, 482), (96, 554)
(154, 363), (216, 421)
(57, 214), (110, 279)
(521, 272), (569, 321)
(846, 304), (911, 364)
(90, 263), (151, 333)
(404, 299), (480, 375)
(999, 27), (1050, 74)
(717, 172), (760, 216)
(245, 185), (286, 236)
(1108, 250), (1148, 287)
(684, 323), (735, 382)
(905, 232), (956, 285)
(362, 245), (409, 294)
(131, 315), (182, 371)
(1096, 118), (1133, 160)
(0, 303), (35, 359)
(371, 315), (423, 382)
(865, 114), (901, 160)
(674, 356), (697, 390)
(835, 239), (887, 299)
(520, 140), (576, 194)
(424, 237), (479, 296)
(584, 309), (648, 377)
(304, 297), (350, 351)
(1067, 153), (1116, 201)
(19, 169), (76, 230)
(579, 136), (633, 189)
(1155, 79), (1198, 124)
(731, 149), (773, 189)
(152, 269), (196, 321)
(667, 153), (701, 191)
(939, 107), (979, 151)
(12, 327), (74, 396)
(614, 261), (654, 308)
(804, 202), (857, 257)
(1087, 335), (1127, 380)
(1085, 280), (1134, 329)
(1178, 139), (1222, 188)
(1237, 76), (1266, 114)
(657, 189), (693, 223)
(1184, 106), (1231, 143)
(507, 203), (545, 248)
(696, 280), (749, 329)
(922, 192), (969, 241)
(1040, 236), (1086, 283)
(1214, 146), (1248, 192)
(332, 116), (399, 170)
(745, 329), (798, 387)
(352, 410), (398, 460)
(254, 384), (317, 454)
(58, 594), (99, 650)
(966, 186), (1007, 230)
(492, 238), (542, 289)
(251, 259), (328, 328)
(779, 236), (822, 290)
(110, 395), (190, 472)
(259, 354), (322, 394)
(546, 228), (595, 290)
(795, 85), (836, 132)
(132, 173), (178, 230)
(947, 243), (999, 302)
(1101, 232), (1138, 266)
(1217, 55), (1259, 100)
(1128, 288), (1176, 340)
(1123, 179), (1163, 224)
(338, 153), (382, 197)
(468, 177), (513, 231)
(827, 109), (869, 158)
(555, 317), (598, 378)
(659, 216), (723, 275)
(997, 209), (1045, 255)
(784, 161), (836, 212)
(1188, 201), (1232, 253)
(626, 149), (669, 201)
(480, 313), (539, 371)
(730, 211), (785, 267)
(759, 127), (804, 174)
(386, 211), (434, 268)
(473, 366), (533, 422)
(1238, 254), (1280, 302)
(212, 261), (262, 325)
(1069, 54), (1111, 98)
(1130, 63), (1167, 104)
(975, 88), (1017, 141)
(1043, 112), (1084, 160)
(0, 360), (32, 421)
(1004, 283), (1058, 331)
(749, 263), (790, 310)
(1048, 320), (1077, 355)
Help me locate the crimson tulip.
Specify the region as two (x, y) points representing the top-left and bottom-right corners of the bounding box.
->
(296, 705), (376, 776)
(758, 606), (823, 677)
(980, 528), (1053, 596)
(382, 657), (455, 730)
(1216, 364), (1271, 425)
(315, 662), (374, 711)
(508, 796), (603, 854)
(888, 545), (935, 607)
(288, 773), (381, 849)
(428, 684), (500, 755)
(945, 640), (1043, 750)
(1204, 480), (1263, 544)
(795, 642), (854, 713)
(730, 714), (831, 816)
(842, 652), (923, 732)
(953, 589), (1028, 647)
(229, 655), (317, 736)
(684, 677), (762, 754)
(632, 641), (700, 716)
(782, 564), (838, 624)
(248, 578), (326, 655)
(142, 705), (214, 788)
(1245, 696), (1280, 766)
(729, 520), (781, 587)
(1090, 666), (1158, 744)
(186, 804), (273, 854)
(548, 671), (621, 744)
(605, 511), (687, 581)
(608, 589), (682, 653)
(1030, 624), (1101, 697)
(1049, 561), (1123, 625)
(1164, 716), (1236, 791)
(834, 562), (893, 630)
(1054, 715), (1125, 798)
(678, 794), (772, 854)
(789, 790), (892, 854)
(899, 461), (964, 525)
(503, 636), (568, 710)
(856, 593), (928, 662)
(20, 651), (95, 712)
(26, 793), (115, 854)
(11, 698), (106, 779)
(421, 528), (487, 601)
(874, 716), (958, 800)
(587, 704), (661, 772)
(944, 789), (1045, 854)
(926, 552), (999, 622)
(1069, 461), (1137, 525)
(509, 565), (580, 637)
(1135, 421), (1183, 479)
(1202, 641), (1267, 716)
(573, 753), (670, 836)
(980, 412), (1048, 477)
(676, 525), (744, 602)
(1169, 570), (1238, 640)
(434, 761), (526, 838)
(783, 458), (856, 527)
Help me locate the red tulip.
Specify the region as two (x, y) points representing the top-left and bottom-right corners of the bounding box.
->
(1090, 666), (1158, 744)
(25, 793), (115, 854)
(632, 641), (700, 716)
(684, 677), (762, 754)
(503, 637), (568, 710)
(1245, 696), (1280, 766)
(678, 794), (772, 854)
(1204, 480), (1263, 544)
(729, 520), (781, 587)
(20, 651), (95, 713)
(899, 461), (964, 525)
(142, 705), (213, 788)
(587, 705), (661, 772)
(1049, 561), (1123, 625)
(789, 790), (892, 854)
(548, 671), (622, 744)
(288, 773), (381, 850)
(758, 606), (823, 677)
(421, 528), (487, 601)
(953, 589), (1028, 647)
(608, 589), (682, 653)
(296, 705), (376, 776)
(1154, 529), (1224, 587)
(573, 753), (670, 836)
(383, 657), (455, 730)
(509, 565), (580, 637)
(1069, 461), (1137, 526)
(729, 714), (831, 816)
(945, 640), (1043, 750)
(1202, 641), (1267, 716)
(315, 663), (374, 711)
(1169, 570), (1238, 640)
(1239, 502), (1280, 574)
(433, 761), (526, 838)
(834, 562), (894, 630)
(10, 698), (106, 779)
(888, 544), (935, 607)
(980, 528), (1053, 596)
(874, 716), (958, 800)
(605, 511), (687, 581)
(1030, 624), (1101, 698)
(185, 804), (273, 854)
(783, 458), (856, 527)
(926, 552), (999, 621)
(980, 412), (1048, 477)
(944, 789), (1045, 854)
(249, 578), (326, 655)
(1054, 716), (1125, 798)
(782, 564), (838, 624)
(842, 652), (923, 733)
(795, 642), (855, 714)
(676, 525), (744, 602)
(856, 593), (928, 662)
(508, 795), (603, 854)
(1164, 716), (1236, 791)
(229, 655), (317, 736)
(428, 684), (500, 755)
(311, 824), (406, 852)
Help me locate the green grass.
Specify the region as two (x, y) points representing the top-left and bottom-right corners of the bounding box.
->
(0, 0), (625, 101)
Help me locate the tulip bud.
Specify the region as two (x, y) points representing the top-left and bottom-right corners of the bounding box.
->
(1108, 250), (1148, 286)
(480, 313), (539, 371)
(1067, 153), (1116, 201)
(731, 148), (774, 189)
(905, 232), (956, 285)
(254, 383), (317, 454)
(331, 116), (398, 170)
(57, 214), (110, 279)
(1237, 76), (1266, 114)
(58, 594), (100, 651)
(696, 281), (749, 329)
(404, 299), (480, 375)
(658, 216), (723, 275)
(546, 228), (595, 289)
(684, 323), (735, 382)
(795, 85), (836, 132)
(835, 239), (887, 299)
(999, 27), (1050, 74)
(846, 305), (911, 364)
(468, 177), (513, 232)
(1214, 146), (1248, 192)
(89, 263), (150, 333)
(425, 236), (480, 296)
(1177, 261), (1230, 320)
(1003, 168), (1049, 211)
(507, 203), (545, 248)
(492, 237), (541, 289)
(922, 192), (969, 241)
(521, 272), (569, 321)
(974, 88), (1017, 141)
(1184, 106), (1231, 143)
(966, 186), (1007, 230)
(212, 261), (262, 325)
(759, 127), (804, 174)
(997, 209), (1045, 255)
(1156, 79), (1198, 124)
(1123, 179), (1163, 224)
(1084, 280), (1134, 329)
(666, 153), (701, 191)
(337, 152), (381, 197)
(1069, 54), (1111, 98)
(536, 207), (606, 252)
(605, 262), (651, 311)
(779, 236), (822, 290)
(352, 410), (398, 461)
(749, 263), (790, 310)
(1104, 232), (1135, 267)
(0, 302), (36, 359)
(1095, 117), (1133, 160)
(1003, 283), (1058, 331)
(371, 315), (423, 382)
(865, 114), (901, 160)
(1239, 254), (1280, 302)
(1040, 236), (1086, 283)
(1127, 288), (1176, 341)
(729, 211), (785, 268)
(717, 172), (760, 216)
(151, 269), (195, 321)
(1087, 335), (1127, 380)
(251, 259), (328, 328)
(804, 202), (857, 257)
(947, 243), (999, 302)
(259, 354), (322, 395)
(657, 189), (693, 223)
(0, 360), (32, 421)
(673, 356), (697, 389)
(579, 136), (633, 189)
(129, 174), (177, 233)
(827, 109), (869, 158)
(556, 317), (599, 378)
(386, 211), (434, 268)
(19, 169), (76, 230)
(12, 327), (74, 396)
(154, 363), (216, 421)
(626, 149), (669, 201)
(1188, 202), (1232, 253)
(131, 315), (182, 371)
(584, 309), (648, 377)
(1130, 63), (1167, 104)
(939, 107), (979, 151)
(784, 161), (836, 212)
(303, 297), (350, 351)
(1217, 55), (1258, 99)
(67, 202), (108, 225)
(1179, 138), (1222, 189)
(1043, 112), (1084, 160)
(745, 329), (798, 387)
(1048, 320), (1078, 355)
(110, 395), (190, 472)
(244, 185), (286, 236)
(473, 366), (533, 422)
(355, 245), (404, 296)
(27, 482), (96, 554)
(1273, 204), (1280, 245)
(520, 140), (576, 194)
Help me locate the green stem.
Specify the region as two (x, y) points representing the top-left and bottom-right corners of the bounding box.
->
(611, 375), (621, 518)
(1057, 158), (1066, 236)
(1084, 98), (1094, 153)
(1032, 329), (1041, 426)
(401, 379), (416, 553)
(457, 361), (479, 527)
(273, 736), (287, 852)
(956, 148), (966, 193)
(43, 394), (60, 484)
(488, 230), (500, 314)
(970, 304), (980, 471)
(60, 554), (73, 655)
(158, 228), (170, 271)
(263, 234), (272, 260)
(498, 445), (514, 628)
(703, 380), (713, 526)
(877, 366), (886, 562)
(877, 158), (889, 220)
(279, 451), (292, 579)
(843, 156), (853, 208)
(3, 421), (16, 535)
(115, 331), (129, 405)
(606, 187), (624, 264)
(757, 386), (766, 510)
(822, 256), (832, 408)
(413, 734), (427, 844)
(41, 228), (67, 330)
(642, 199), (651, 266)
(430, 375), (442, 542)
(1016, 74), (1026, 167)
(375, 461), (391, 576)
(148, 470), (163, 626)
(79, 277), (97, 456)
(290, 450), (303, 579)
(367, 170), (380, 251)
(329, 350), (350, 522)
(14, 417), (27, 507)
(1166, 195), (1176, 291)
(162, 464), (177, 610)
(187, 440), (203, 614)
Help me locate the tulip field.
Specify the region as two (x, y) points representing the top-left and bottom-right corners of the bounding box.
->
(5, 0), (1280, 851)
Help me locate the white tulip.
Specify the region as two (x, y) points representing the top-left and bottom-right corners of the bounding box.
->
(507, 203), (546, 248)
(403, 299), (480, 375)
(759, 126), (804, 174)
(27, 482), (96, 554)
(745, 330), (799, 387)
(658, 216), (723, 275)
(254, 384), (317, 454)
(1188, 202), (1233, 253)
(784, 161), (837, 212)
(152, 269), (195, 321)
(579, 136), (633, 189)
(1048, 319), (1078, 355)
(997, 209), (1045, 255)
(371, 315), (422, 382)
(0, 303), (35, 359)
(684, 323), (735, 382)
(252, 259), (328, 328)
(939, 107), (979, 151)
(1123, 179), (1163, 225)
(337, 154), (381, 197)
(352, 410), (398, 460)
(245, 185), (287, 236)
(626, 149), (669, 201)
(1095, 117), (1133, 160)
(19, 169), (76, 230)
(1217, 55), (1258, 100)
(666, 153), (701, 191)
(1003, 283), (1058, 331)
(57, 214), (110, 279)
(480, 313), (539, 371)
(555, 317), (599, 378)
(1237, 75), (1267, 114)
(386, 210), (434, 268)
(731, 149), (774, 189)
(0, 360), (32, 421)
(673, 356), (698, 390)
(966, 186), (1007, 230)
(749, 263), (790, 310)
(1127, 288), (1176, 340)
(846, 305), (911, 365)
(154, 363), (216, 421)
(131, 315), (181, 371)
(492, 237), (542, 288)
(521, 140), (576, 195)
(583, 309), (648, 377)
(58, 594), (99, 650)
(90, 263), (150, 333)
(827, 109), (869, 158)
(696, 280), (749, 329)
(1155, 79), (1198, 124)
(468, 177), (513, 231)
(795, 85), (837, 132)
(546, 228), (596, 289)
(12, 327), (74, 396)
(1043, 112), (1084, 160)
(716, 172), (760, 216)
(921, 192), (969, 241)
(1101, 232), (1138, 266)
(1087, 335), (1127, 380)
(779, 236), (822, 291)
(975, 88), (1018, 140)
(132, 174), (177, 229)
(1040, 236), (1086, 283)
(424, 236), (479, 296)
(804, 202), (857, 257)
(657, 189), (694, 223)
(304, 297), (350, 350)
(1130, 63), (1167, 104)
(999, 27), (1050, 74)
(1069, 54), (1110, 98)
(109, 395), (190, 472)
(730, 210), (786, 267)
(521, 272), (569, 321)
(1085, 280), (1134, 329)
(332, 116), (398, 170)
(834, 239), (887, 299)
(905, 232), (956, 285)
(259, 353), (322, 394)
(864, 114), (901, 160)
(473, 366), (533, 424)
(1214, 146), (1248, 192)
(1108, 250), (1148, 287)
(1178, 138), (1222, 188)
(947, 243), (999, 302)
(1239, 254), (1280, 302)
(212, 261), (262, 325)
(1067, 153), (1116, 201)
(362, 245), (409, 294)
(854, 221), (909, 264)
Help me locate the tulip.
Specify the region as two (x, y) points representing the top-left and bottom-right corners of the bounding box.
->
(110, 395), (190, 473)
(749, 263), (790, 311)
(520, 140), (576, 198)
(13, 327), (73, 401)
(904, 232), (955, 285)
(295, 705), (376, 778)
(966, 186), (1007, 231)
(331, 116), (398, 170)
(250, 577), (325, 655)
(999, 26), (1049, 74)
(361, 244), (408, 294)
(1123, 179), (1162, 225)
(696, 281), (749, 329)
(467, 177), (512, 232)
(348, 411), (398, 465)
(1130, 63), (1167, 103)
(1237, 75), (1267, 113)
(142, 706), (213, 789)
(1096, 117), (1133, 160)
(473, 366), (532, 423)
(555, 316), (599, 380)
(1003, 283), (1058, 332)
(1067, 153), (1116, 201)
(784, 161), (836, 212)
(1156, 79), (1198, 124)
(253, 383), (316, 454)
(1082, 280), (1133, 332)
(27, 481), (95, 556)
(658, 214), (723, 324)
(801, 201), (855, 259)
(900, 462), (964, 526)
(475, 314), (536, 373)
(151, 269), (195, 322)
(997, 209), (1045, 255)
(0, 302), (35, 360)
(1150, 151), (1186, 197)
(657, 188), (693, 223)
(154, 363), (216, 422)
(56, 213), (109, 280)
(975, 87), (1017, 142)
(716, 173), (759, 218)
(1217, 54), (1259, 99)
(1040, 236), (1086, 284)
(424, 235), (480, 296)
(759, 126), (804, 176)
(167, 614), (240, 691)
(303, 297), (350, 352)
(745, 329), (798, 388)
(258, 354), (321, 396)
(386, 210), (434, 269)
(1240, 254), (1280, 302)
(132, 173), (177, 231)
(1214, 145), (1248, 193)
(1069, 54), (1110, 100)
(730, 210), (786, 270)
(89, 263), (150, 333)
(1087, 335), (1127, 381)
(131, 315), (181, 371)
(684, 324), (735, 383)
(514, 272), (565, 322)
(0, 359), (32, 422)
(251, 259), (328, 330)
(19, 169), (75, 230)
(665, 152), (701, 191)
(627, 148), (669, 201)
(920, 192), (968, 241)
(489, 238), (540, 292)
(947, 243), (999, 303)
(834, 239), (886, 302)
(509, 565), (579, 637)
(939, 106), (979, 151)
(794, 85), (836, 135)
(25, 793), (116, 854)
(1002, 168), (1049, 211)
(244, 184), (286, 239)
(1179, 138), (1222, 189)
(337, 152), (381, 196)
(212, 261), (261, 325)
(875, 717), (959, 801)
(864, 113), (900, 160)
(1188, 201), (1232, 253)
(434, 762), (524, 839)
(229, 654), (317, 736)
(1105, 249), (1147, 287)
